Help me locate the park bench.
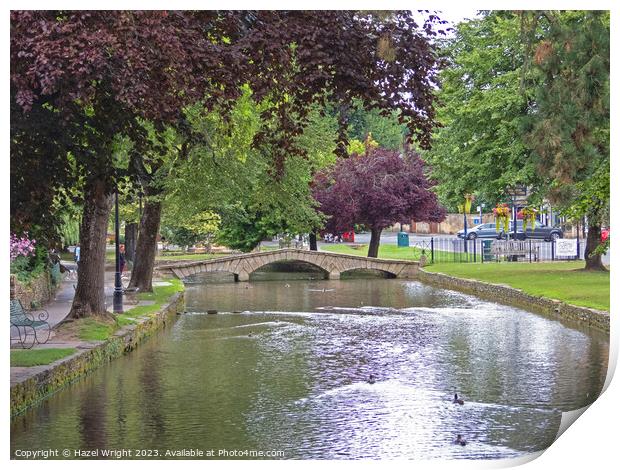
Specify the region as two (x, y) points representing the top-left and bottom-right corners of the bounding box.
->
(10, 299), (51, 349)
(491, 240), (540, 261)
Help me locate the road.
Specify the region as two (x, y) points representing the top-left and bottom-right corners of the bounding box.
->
(265, 231), (609, 265)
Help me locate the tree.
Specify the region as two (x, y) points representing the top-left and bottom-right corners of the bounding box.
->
(525, 11), (609, 270)
(424, 12), (541, 209)
(347, 101), (406, 151)
(11, 11), (247, 316)
(160, 211), (219, 252)
(12, 11), (445, 316)
(426, 11), (609, 271)
(312, 147), (446, 257)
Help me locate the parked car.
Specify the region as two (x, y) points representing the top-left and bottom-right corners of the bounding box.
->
(503, 220), (563, 241)
(457, 223), (503, 240)
(458, 221), (563, 241)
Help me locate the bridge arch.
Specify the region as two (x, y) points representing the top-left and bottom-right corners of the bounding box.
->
(250, 259), (329, 280)
(242, 251), (340, 280)
(340, 268), (397, 279)
(157, 248), (419, 282)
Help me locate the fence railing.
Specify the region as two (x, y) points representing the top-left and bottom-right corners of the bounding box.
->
(412, 237), (585, 265)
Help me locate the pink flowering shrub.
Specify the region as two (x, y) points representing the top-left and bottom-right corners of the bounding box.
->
(10, 233), (36, 261)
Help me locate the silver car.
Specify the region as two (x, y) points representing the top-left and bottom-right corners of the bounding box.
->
(457, 223), (503, 240)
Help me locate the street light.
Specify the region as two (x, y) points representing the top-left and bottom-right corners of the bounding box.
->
(113, 186), (123, 313)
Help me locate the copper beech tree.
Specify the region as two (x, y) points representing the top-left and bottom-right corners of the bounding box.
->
(11, 11), (446, 317)
(313, 148), (446, 258)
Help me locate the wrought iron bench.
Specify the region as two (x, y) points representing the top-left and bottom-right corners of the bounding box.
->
(10, 299), (51, 349)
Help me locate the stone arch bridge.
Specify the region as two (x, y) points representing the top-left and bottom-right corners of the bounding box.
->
(156, 248), (419, 282)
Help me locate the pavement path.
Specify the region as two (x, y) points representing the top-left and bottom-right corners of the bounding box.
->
(11, 263), (135, 349)
(43, 263), (133, 329)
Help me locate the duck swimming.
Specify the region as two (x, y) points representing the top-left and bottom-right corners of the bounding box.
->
(367, 374), (376, 384)
(453, 393), (464, 405)
(454, 434), (467, 446)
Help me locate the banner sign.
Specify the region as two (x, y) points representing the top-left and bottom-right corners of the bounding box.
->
(555, 239), (577, 257)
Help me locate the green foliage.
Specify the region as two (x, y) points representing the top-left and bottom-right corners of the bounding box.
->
(57, 209), (81, 247)
(525, 11), (609, 226)
(10, 348), (77, 367)
(348, 101), (406, 150)
(346, 139), (366, 156)
(425, 12), (541, 209)
(165, 92), (335, 252)
(161, 210), (220, 249)
(426, 9), (609, 237)
(10, 244), (49, 284)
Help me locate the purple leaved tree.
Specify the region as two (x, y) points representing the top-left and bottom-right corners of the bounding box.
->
(313, 148), (446, 258)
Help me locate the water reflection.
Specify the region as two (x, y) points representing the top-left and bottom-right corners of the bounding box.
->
(11, 278), (608, 460)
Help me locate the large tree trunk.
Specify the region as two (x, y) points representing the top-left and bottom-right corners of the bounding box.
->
(584, 224), (606, 270)
(367, 227), (382, 258)
(69, 179), (113, 318)
(128, 198), (162, 292)
(309, 232), (318, 251)
(125, 222), (138, 263)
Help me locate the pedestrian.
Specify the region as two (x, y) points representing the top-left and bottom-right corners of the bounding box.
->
(119, 244), (126, 277)
(74, 243), (81, 263)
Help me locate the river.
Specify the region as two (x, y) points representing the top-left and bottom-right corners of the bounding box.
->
(11, 274), (609, 460)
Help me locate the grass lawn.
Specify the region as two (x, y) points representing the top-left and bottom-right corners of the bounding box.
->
(11, 348), (77, 367)
(75, 278), (185, 341)
(425, 261), (610, 311)
(321, 243), (433, 261)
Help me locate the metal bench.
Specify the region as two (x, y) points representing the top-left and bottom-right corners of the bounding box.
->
(10, 299), (51, 349)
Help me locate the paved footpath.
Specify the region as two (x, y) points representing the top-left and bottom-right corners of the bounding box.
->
(36, 263), (131, 329)
(10, 266), (150, 386)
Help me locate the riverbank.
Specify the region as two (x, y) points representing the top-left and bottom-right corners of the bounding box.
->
(323, 244), (609, 312)
(424, 262), (609, 311)
(10, 280), (184, 416)
(418, 269), (609, 334)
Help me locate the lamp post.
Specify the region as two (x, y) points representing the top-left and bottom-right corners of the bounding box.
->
(113, 187), (123, 313)
(506, 185), (527, 241)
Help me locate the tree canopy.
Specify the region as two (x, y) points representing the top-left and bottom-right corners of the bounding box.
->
(313, 147), (446, 257)
(425, 10), (609, 269)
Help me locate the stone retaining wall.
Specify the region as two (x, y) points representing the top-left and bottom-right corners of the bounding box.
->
(10, 292), (185, 417)
(417, 269), (609, 334)
(10, 270), (56, 308)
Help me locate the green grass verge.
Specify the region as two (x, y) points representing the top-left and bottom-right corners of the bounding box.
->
(425, 261), (610, 311)
(321, 243), (436, 261)
(77, 318), (117, 341)
(119, 278), (186, 320)
(75, 278), (185, 341)
(11, 348), (77, 367)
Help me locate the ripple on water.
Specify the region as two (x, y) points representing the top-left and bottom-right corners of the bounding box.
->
(10, 279), (608, 460)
